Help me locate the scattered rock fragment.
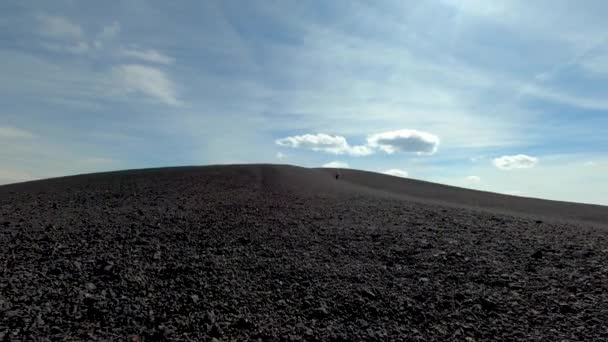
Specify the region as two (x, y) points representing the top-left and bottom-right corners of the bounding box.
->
(531, 250), (543, 259)
(313, 305), (330, 318)
(191, 294), (199, 303)
(205, 311), (217, 324)
(360, 287), (377, 299)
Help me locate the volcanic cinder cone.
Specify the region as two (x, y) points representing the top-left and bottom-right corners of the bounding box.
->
(1, 164), (607, 341)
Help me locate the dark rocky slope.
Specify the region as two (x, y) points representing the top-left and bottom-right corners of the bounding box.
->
(1, 164), (607, 341)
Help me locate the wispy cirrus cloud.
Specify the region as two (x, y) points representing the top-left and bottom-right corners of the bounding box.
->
(36, 14), (84, 40)
(120, 48), (174, 65)
(112, 64), (180, 106)
(35, 14), (91, 54)
(519, 83), (608, 111)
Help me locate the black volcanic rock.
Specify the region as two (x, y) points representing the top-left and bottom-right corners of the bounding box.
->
(1, 164), (607, 341)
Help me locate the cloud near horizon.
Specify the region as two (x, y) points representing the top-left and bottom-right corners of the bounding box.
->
(276, 129), (439, 157)
(493, 154), (538, 170)
(465, 175), (481, 184)
(36, 14), (83, 41)
(120, 48), (174, 65)
(383, 169), (408, 178)
(322, 161), (349, 168)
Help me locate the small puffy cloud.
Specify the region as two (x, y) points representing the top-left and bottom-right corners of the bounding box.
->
(465, 175), (481, 183)
(276, 129), (439, 157)
(277, 133), (346, 153)
(275, 133), (372, 156)
(367, 129), (440, 155)
(120, 48), (174, 65)
(112, 64), (180, 106)
(584, 161), (597, 167)
(36, 14), (83, 40)
(383, 169), (408, 178)
(275, 152), (287, 159)
(322, 161), (349, 168)
(0, 126), (34, 139)
(493, 154), (538, 170)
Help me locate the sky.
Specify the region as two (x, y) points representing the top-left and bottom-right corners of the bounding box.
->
(1, 0), (607, 205)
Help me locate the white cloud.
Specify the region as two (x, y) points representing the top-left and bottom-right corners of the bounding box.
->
(322, 161), (349, 168)
(383, 169), (408, 178)
(493, 154), (538, 170)
(367, 129), (440, 155)
(275, 152), (287, 159)
(465, 175), (481, 183)
(275, 133), (372, 156)
(120, 48), (174, 65)
(276, 130), (440, 157)
(36, 14), (83, 40)
(0, 126), (34, 139)
(112, 64), (180, 106)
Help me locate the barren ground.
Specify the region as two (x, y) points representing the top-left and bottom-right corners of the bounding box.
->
(1, 165), (607, 341)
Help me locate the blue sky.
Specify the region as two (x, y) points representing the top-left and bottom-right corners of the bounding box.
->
(1, 0), (607, 205)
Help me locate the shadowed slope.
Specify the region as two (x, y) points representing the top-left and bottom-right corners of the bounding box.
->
(2, 164), (606, 225)
(317, 167), (608, 226)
